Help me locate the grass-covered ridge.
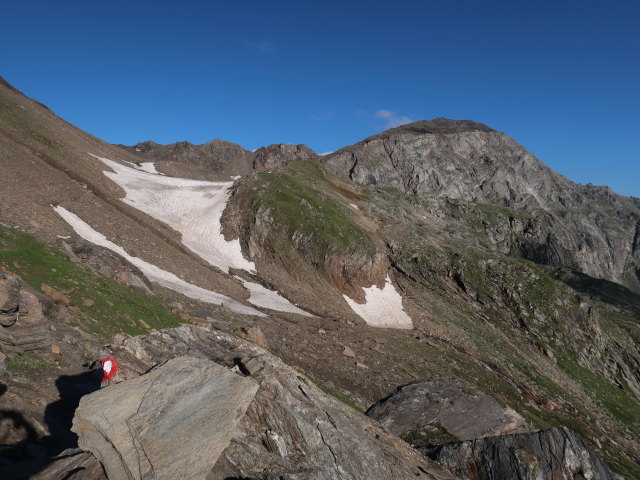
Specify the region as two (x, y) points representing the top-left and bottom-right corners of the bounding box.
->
(234, 161), (377, 276)
(0, 223), (182, 337)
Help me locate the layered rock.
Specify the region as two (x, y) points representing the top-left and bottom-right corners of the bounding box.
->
(72, 356), (259, 480)
(74, 325), (454, 479)
(422, 427), (622, 480)
(321, 118), (640, 293)
(366, 377), (531, 445)
(0, 270), (52, 353)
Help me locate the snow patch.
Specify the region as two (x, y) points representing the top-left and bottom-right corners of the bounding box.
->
(90, 154), (255, 273)
(132, 162), (161, 175)
(343, 276), (413, 329)
(349, 203), (359, 210)
(240, 278), (312, 316)
(53, 206), (264, 317)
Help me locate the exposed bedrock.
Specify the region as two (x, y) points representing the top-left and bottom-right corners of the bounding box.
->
(321, 119), (640, 293)
(422, 427), (623, 480)
(366, 376), (531, 446)
(73, 326), (454, 479)
(0, 269), (52, 353)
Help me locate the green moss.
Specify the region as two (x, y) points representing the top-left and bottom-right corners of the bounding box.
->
(5, 352), (53, 378)
(0, 224), (182, 338)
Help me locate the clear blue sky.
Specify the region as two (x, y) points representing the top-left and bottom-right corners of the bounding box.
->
(2, 0), (639, 197)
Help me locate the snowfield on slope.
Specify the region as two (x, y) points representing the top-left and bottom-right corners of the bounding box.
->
(131, 162), (162, 174)
(91, 153), (255, 273)
(239, 278), (311, 315)
(53, 206), (264, 317)
(90, 154), (312, 317)
(344, 276), (413, 329)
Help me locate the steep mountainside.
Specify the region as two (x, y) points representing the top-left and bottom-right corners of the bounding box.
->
(321, 119), (640, 294)
(1, 78), (639, 479)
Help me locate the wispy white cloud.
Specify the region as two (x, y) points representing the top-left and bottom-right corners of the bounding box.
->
(374, 109), (412, 128)
(243, 40), (276, 53)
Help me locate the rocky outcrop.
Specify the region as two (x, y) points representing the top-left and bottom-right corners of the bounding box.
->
(121, 139), (318, 176)
(253, 143), (318, 170)
(366, 377), (531, 446)
(0, 270), (52, 353)
(321, 118), (640, 293)
(422, 427), (622, 480)
(122, 139), (254, 174)
(74, 325), (454, 479)
(72, 356), (259, 480)
(60, 237), (153, 293)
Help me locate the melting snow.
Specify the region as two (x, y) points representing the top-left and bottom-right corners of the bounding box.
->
(88, 154), (310, 317)
(53, 206), (264, 317)
(343, 276), (413, 329)
(239, 278), (312, 316)
(132, 162), (162, 175)
(90, 154), (255, 273)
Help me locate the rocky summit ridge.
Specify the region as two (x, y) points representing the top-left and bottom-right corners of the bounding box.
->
(1, 76), (639, 479)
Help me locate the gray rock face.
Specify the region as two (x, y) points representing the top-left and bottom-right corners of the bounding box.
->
(422, 427), (622, 480)
(72, 356), (259, 480)
(366, 377), (531, 445)
(321, 118), (640, 293)
(0, 270), (52, 352)
(85, 325), (454, 479)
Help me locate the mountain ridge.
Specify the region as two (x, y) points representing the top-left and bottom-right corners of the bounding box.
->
(1, 76), (639, 478)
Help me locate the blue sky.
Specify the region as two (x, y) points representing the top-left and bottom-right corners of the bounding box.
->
(2, 0), (639, 197)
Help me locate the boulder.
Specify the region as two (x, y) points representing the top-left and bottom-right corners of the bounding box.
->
(422, 427), (622, 480)
(0, 272), (52, 352)
(72, 356), (259, 480)
(75, 325), (454, 479)
(366, 376), (530, 445)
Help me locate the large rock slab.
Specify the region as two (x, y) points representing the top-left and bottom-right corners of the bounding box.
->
(102, 325), (454, 479)
(366, 376), (530, 445)
(72, 356), (259, 480)
(422, 427), (622, 480)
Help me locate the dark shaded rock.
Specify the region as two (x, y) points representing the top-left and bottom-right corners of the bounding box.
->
(29, 448), (107, 480)
(422, 427), (622, 480)
(366, 377), (530, 446)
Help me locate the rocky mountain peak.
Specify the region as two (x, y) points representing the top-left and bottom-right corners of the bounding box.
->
(369, 117), (496, 140)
